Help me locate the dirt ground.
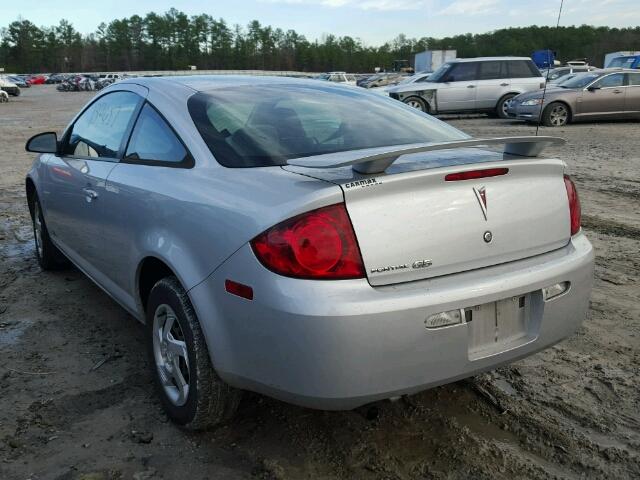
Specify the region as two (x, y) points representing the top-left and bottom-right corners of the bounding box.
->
(0, 85), (638, 480)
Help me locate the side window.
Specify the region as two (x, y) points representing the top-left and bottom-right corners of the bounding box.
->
(594, 74), (624, 88)
(329, 75), (342, 83)
(509, 60), (539, 78)
(64, 91), (141, 158)
(125, 104), (188, 164)
(478, 61), (507, 80)
(628, 73), (640, 86)
(446, 63), (477, 82)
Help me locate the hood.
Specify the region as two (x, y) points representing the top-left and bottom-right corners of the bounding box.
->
(514, 87), (571, 102)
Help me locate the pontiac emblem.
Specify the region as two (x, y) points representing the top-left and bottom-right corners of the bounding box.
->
(473, 186), (488, 220)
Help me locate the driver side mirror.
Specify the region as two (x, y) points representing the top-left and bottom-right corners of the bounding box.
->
(26, 132), (58, 154)
(587, 85), (600, 92)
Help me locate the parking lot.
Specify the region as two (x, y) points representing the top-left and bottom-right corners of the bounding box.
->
(0, 85), (638, 479)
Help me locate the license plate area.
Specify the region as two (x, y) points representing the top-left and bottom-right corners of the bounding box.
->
(467, 294), (538, 361)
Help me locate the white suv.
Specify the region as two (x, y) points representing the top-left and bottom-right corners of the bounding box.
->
(318, 72), (357, 86)
(387, 57), (544, 118)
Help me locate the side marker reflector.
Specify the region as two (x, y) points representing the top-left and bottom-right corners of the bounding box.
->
(225, 280), (254, 300)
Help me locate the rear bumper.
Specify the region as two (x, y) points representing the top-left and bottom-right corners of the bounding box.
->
(189, 233), (594, 410)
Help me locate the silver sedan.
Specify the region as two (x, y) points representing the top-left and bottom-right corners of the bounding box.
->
(25, 76), (594, 429)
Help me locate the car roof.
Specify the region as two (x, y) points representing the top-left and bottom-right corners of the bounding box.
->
(123, 75), (337, 93)
(451, 56), (532, 63)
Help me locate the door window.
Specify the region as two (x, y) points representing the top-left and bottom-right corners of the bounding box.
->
(445, 62), (477, 82)
(64, 91), (141, 158)
(125, 104), (189, 164)
(628, 73), (640, 86)
(593, 73), (624, 88)
(478, 61), (508, 80)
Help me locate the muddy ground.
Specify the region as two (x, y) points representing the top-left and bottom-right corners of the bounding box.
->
(0, 85), (638, 480)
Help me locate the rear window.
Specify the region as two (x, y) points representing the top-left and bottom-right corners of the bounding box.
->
(188, 84), (468, 167)
(608, 57), (636, 68)
(509, 60), (541, 78)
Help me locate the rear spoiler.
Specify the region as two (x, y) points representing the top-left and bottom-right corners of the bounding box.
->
(287, 136), (566, 174)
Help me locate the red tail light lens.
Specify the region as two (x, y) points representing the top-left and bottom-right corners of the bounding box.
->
(251, 204), (365, 280)
(564, 175), (581, 235)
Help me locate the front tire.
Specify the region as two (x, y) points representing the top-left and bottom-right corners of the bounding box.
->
(542, 102), (570, 127)
(31, 195), (70, 270)
(402, 96), (428, 112)
(147, 277), (241, 430)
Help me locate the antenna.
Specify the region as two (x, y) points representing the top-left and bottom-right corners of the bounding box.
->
(536, 0), (564, 136)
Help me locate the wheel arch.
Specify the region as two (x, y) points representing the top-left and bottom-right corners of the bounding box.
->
(137, 256), (182, 315)
(25, 176), (37, 218)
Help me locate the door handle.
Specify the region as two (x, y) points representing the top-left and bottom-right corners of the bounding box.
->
(82, 188), (98, 201)
(500, 83), (509, 87)
(467, 85), (475, 88)
(612, 89), (623, 94)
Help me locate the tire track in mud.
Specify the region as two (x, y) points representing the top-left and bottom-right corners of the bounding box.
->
(582, 215), (640, 240)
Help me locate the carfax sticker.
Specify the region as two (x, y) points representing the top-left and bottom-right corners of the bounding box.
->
(344, 178), (381, 189)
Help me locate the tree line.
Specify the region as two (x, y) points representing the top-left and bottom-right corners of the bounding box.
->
(1, 9), (639, 73)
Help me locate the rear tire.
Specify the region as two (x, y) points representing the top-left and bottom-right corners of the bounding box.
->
(402, 96), (428, 112)
(496, 93), (516, 119)
(31, 195), (70, 270)
(542, 102), (570, 127)
(147, 276), (242, 430)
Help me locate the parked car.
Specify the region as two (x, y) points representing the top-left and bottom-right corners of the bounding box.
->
(0, 76), (21, 96)
(507, 69), (640, 126)
(45, 74), (66, 84)
(25, 76), (593, 429)
(607, 55), (640, 69)
(27, 75), (47, 85)
(546, 65), (598, 84)
(318, 72), (357, 86)
(387, 57), (544, 118)
(8, 75), (30, 88)
(359, 73), (407, 89)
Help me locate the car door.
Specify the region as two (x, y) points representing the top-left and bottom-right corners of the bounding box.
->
(475, 61), (509, 109)
(625, 72), (640, 115)
(41, 90), (144, 278)
(99, 102), (193, 310)
(436, 62), (478, 111)
(578, 73), (626, 116)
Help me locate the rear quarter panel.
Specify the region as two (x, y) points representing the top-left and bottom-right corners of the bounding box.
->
(102, 164), (342, 315)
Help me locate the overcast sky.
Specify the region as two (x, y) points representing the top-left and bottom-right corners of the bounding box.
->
(3, 0), (639, 45)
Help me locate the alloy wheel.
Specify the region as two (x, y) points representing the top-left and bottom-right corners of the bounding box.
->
(406, 99), (424, 110)
(153, 304), (190, 406)
(549, 104), (568, 126)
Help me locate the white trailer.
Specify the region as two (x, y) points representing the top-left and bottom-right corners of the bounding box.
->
(414, 49), (457, 73)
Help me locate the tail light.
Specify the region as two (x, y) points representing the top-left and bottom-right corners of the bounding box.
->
(251, 204), (365, 280)
(564, 175), (581, 235)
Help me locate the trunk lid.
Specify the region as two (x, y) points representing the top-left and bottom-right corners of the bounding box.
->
(284, 149), (570, 286)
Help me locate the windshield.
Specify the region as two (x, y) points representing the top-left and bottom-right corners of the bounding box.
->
(558, 72), (601, 89)
(426, 63), (452, 82)
(188, 83), (469, 167)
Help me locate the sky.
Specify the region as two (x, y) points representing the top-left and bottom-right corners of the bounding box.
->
(2, 0), (639, 45)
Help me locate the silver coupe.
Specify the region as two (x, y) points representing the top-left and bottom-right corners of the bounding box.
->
(25, 76), (594, 429)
